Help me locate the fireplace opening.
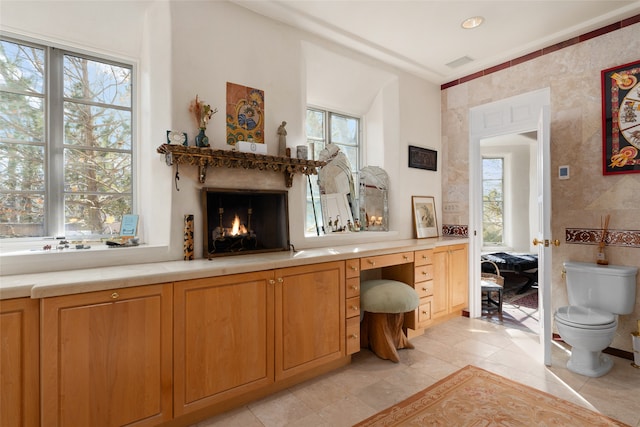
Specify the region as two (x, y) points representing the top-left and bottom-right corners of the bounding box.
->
(202, 188), (290, 258)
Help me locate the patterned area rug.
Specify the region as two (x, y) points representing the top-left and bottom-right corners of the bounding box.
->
(353, 365), (629, 426)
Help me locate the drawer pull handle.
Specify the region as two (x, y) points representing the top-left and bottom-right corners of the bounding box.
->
(403, 255), (408, 260)
(351, 305), (359, 311)
(368, 260), (376, 266)
(269, 279), (276, 285)
(421, 271), (428, 276)
(422, 255), (428, 260)
(111, 292), (119, 299)
(350, 333), (358, 339)
(277, 277), (283, 283)
(422, 310), (429, 315)
(350, 285), (359, 290)
(350, 265), (358, 271)
(422, 287), (427, 291)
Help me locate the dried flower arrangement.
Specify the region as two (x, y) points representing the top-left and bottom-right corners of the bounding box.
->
(189, 95), (217, 130)
(596, 214), (610, 265)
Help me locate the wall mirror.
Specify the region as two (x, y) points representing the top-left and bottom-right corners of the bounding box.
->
(317, 144), (357, 232)
(359, 166), (389, 231)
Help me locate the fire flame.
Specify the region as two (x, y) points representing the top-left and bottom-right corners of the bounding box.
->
(230, 215), (248, 236)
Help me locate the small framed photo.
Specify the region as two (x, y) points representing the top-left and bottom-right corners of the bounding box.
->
(412, 196), (438, 238)
(120, 214), (139, 237)
(408, 145), (437, 171)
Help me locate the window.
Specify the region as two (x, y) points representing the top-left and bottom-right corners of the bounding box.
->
(482, 157), (504, 245)
(305, 107), (360, 235)
(0, 37), (133, 239)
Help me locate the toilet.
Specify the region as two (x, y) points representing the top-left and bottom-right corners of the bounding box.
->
(555, 261), (638, 377)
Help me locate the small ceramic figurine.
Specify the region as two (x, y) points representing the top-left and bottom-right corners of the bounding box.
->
(277, 121), (287, 156)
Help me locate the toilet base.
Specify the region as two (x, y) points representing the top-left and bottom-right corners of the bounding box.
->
(566, 349), (613, 377)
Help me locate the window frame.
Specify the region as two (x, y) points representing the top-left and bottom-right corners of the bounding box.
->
(305, 106), (361, 236)
(481, 156), (505, 247)
(0, 35), (136, 241)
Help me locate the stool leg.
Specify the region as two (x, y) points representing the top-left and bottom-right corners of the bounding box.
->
(361, 312), (413, 363)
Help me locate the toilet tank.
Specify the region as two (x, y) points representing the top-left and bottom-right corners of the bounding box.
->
(564, 261), (638, 314)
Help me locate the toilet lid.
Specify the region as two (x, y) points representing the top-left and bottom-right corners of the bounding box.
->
(555, 306), (616, 328)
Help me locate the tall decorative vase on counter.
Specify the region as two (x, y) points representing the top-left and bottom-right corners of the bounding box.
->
(184, 214), (194, 260)
(195, 128), (209, 147)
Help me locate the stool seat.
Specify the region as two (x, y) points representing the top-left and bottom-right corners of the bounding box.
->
(360, 279), (420, 313)
(360, 280), (420, 362)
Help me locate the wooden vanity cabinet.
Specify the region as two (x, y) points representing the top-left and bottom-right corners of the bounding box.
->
(173, 271), (274, 417)
(405, 249), (435, 330)
(41, 284), (173, 427)
(432, 243), (469, 319)
(345, 258), (361, 355)
(0, 298), (39, 427)
(275, 261), (345, 380)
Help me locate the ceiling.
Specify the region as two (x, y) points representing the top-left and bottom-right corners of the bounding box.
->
(232, 0), (640, 84)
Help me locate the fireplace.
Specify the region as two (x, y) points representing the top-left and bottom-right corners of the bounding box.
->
(202, 188), (290, 258)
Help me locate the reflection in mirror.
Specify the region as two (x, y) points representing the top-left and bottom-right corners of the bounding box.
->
(317, 144), (357, 233)
(359, 166), (389, 231)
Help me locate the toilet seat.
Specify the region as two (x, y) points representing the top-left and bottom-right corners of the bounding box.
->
(555, 305), (616, 330)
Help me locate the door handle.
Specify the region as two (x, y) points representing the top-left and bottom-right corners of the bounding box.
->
(532, 238), (561, 247)
(532, 238), (544, 246)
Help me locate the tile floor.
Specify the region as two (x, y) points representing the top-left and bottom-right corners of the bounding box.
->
(193, 317), (640, 427)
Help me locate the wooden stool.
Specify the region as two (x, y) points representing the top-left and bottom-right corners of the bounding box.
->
(360, 279), (420, 362)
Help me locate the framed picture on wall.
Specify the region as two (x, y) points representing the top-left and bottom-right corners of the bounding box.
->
(412, 196), (438, 238)
(601, 59), (640, 175)
(408, 145), (437, 171)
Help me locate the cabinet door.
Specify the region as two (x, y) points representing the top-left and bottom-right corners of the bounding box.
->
(432, 249), (449, 319)
(173, 271), (274, 416)
(0, 298), (39, 427)
(41, 284), (172, 427)
(275, 261), (345, 380)
(448, 244), (469, 312)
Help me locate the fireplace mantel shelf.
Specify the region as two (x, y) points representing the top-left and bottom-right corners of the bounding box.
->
(157, 144), (326, 187)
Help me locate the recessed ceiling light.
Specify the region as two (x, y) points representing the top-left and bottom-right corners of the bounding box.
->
(461, 16), (484, 29)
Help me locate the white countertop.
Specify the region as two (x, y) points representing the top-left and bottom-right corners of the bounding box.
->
(0, 237), (467, 300)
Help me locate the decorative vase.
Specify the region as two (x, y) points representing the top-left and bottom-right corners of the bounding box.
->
(195, 128), (209, 147)
(183, 214), (194, 260)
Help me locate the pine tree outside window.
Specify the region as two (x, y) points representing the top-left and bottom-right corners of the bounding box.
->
(0, 37), (134, 239)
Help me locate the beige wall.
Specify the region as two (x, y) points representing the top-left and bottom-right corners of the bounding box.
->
(441, 22), (640, 351)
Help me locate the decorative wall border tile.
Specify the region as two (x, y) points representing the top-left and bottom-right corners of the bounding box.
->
(565, 228), (640, 248)
(442, 224), (468, 237)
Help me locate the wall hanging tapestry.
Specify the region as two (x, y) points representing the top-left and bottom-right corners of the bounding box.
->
(602, 59), (640, 175)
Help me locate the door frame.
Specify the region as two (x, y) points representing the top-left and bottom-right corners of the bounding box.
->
(468, 88), (551, 356)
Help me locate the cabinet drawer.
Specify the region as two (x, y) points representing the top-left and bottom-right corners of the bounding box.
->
(346, 296), (360, 318)
(346, 259), (360, 278)
(417, 296), (434, 327)
(415, 280), (434, 298)
(346, 317), (361, 355)
(415, 264), (434, 282)
(360, 252), (413, 270)
(415, 249), (433, 266)
(346, 277), (360, 299)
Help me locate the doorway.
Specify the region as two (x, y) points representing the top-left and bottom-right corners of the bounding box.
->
(479, 133), (539, 333)
(468, 88), (552, 365)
